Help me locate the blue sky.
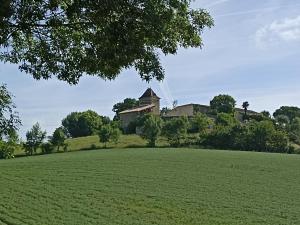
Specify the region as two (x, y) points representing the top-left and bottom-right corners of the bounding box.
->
(1, 0), (300, 137)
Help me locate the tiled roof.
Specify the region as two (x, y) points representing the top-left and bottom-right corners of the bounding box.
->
(119, 104), (155, 114)
(139, 88), (160, 99)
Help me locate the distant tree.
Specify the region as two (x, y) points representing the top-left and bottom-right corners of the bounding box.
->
(110, 122), (121, 144)
(172, 100), (178, 109)
(275, 115), (290, 131)
(62, 110), (103, 138)
(162, 117), (189, 147)
(160, 107), (171, 116)
(190, 113), (212, 134)
(242, 101), (249, 117)
(273, 106), (300, 122)
(210, 94), (236, 114)
(261, 110), (271, 118)
(0, 1), (213, 84)
(24, 123), (46, 155)
(98, 124), (121, 148)
(112, 98), (139, 120)
(289, 117), (300, 144)
(41, 142), (55, 154)
(50, 127), (67, 151)
(140, 115), (163, 147)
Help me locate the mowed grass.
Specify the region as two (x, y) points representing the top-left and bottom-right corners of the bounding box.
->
(1, 148), (300, 225)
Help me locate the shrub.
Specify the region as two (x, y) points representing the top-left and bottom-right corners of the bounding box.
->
(140, 115), (163, 147)
(41, 143), (55, 154)
(162, 117), (189, 147)
(0, 141), (16, 159)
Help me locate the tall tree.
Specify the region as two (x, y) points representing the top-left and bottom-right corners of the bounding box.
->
(0, 0), (213, 84)
(210, 94), (236, 114)
(140, 115), (162, 147)
(242, 101), (249, 117)
(273, 106), (300, 122)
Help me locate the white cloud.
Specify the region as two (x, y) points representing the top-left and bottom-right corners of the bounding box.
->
(256, 15), (300, 47)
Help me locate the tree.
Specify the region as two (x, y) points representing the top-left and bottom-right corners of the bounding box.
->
(210, 94), (236, 114)
(242, 101), (249, 117)
(261, 110), (271, 118)
(162, 117), (189, 147)
(140, 115), (162, 147)
(112, 98), (139, 120)
(98, 124), (121, 148)
(62, 110), (103, 138)
(0, 1), (213, 84)
(24, 122), (46, 155)
(50, 127), (67, 151)
(215, 113), (239, 127)
(0, 84), (21, 140)
(273, 106), (300, 122)
(289, 117), (300, 144)
(190, 113), (212, 134)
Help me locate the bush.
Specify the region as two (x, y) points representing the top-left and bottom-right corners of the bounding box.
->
(162, 117), (189, 147)
(98, 124), (121, 148)
(0, 141), (16, 159)
(140, 115), (163, 147)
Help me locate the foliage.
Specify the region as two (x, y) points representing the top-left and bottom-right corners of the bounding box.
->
(273, 106), (300, 122)
(0, 139), (17, 159)
(289, 117), (300, 144)
(261, 110), (271, 118)
(62, 110), (103, 138)
(242, 101), (249, 115)
(210, 94), (236, 114)
(98, 124), (121, 147)
(112, 98), (139, 120)
(0, 84), (21, 140)
(41, 142), (55, 154)
(215, 113), (238, 127)
(23, 122), (46, 155)
(140, 115), (163, 147)
(162, 117), (189, 147)
(189, 112), (212, 134)
(0, 0), (213, 84)
(50, 127), (67, 151)
(275, 115), (290, 131)
(160, 107), (171, 116)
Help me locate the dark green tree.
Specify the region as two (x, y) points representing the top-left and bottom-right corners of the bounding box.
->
(112, 98), (139, 120)
(50, 127), (67, 151)
(62, 110), (103, 138)
(273, 106), (300, 122)
(140, 115), (162, 147)
(261, 110), (271, 118)
(24, 122), (47, 155)
(242, 101), (249, 117)
(0, 0), (213, 84)
(98, 124), (121, 148)
(210, 94), (236, 114)
(162, 116), (189, 147)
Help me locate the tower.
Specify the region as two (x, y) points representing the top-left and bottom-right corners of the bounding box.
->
(139, 88), (160, 115)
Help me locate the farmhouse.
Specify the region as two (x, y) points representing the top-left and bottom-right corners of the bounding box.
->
(119, 88), (160, 129)
(119, 88), (259, 130)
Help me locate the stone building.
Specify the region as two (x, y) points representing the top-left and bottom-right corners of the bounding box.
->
(119, 88), (160, 130)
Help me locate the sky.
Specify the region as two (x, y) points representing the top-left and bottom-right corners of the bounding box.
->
(1, 0), (300, 137)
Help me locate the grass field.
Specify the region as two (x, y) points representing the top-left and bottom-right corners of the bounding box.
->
(1, 148), (300, 225)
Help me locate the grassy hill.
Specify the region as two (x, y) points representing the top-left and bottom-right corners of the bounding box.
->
(1, 148), (300, 225)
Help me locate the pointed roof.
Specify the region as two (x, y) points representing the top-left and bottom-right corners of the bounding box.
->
(139, 88), (160, 99)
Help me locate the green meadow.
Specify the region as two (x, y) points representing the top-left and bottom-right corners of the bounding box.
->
(1, 148), (300, 225)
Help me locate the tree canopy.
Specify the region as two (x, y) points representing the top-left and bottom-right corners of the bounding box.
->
(0, 0), (213, 84)
(210, 94), (236, 114)
(112, 98), (139, 120)
(273, 106), (300, 122)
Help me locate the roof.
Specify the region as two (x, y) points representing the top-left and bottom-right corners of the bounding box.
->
(139, 88), (160, 99)
(119, 104), (155, 114)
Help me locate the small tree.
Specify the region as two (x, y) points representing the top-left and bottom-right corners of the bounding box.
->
(24, 123), (46, 155)
(162, 117), (189, 147)
(140, 115), (163, 147)
(98, 124), (121, 148)
(51, 127), (67, 151)
(190, 113), (212, 134)
(242, 101), (249, 119)
(210, 94), (236, 114)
